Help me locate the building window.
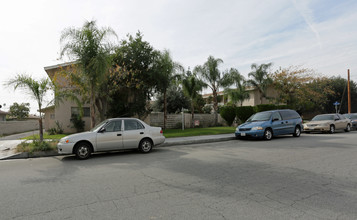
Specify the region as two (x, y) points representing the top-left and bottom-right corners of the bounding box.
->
(71, 107), (90, 117)
(50, 114), (55, 119)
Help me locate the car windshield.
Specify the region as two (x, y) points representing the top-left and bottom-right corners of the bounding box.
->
(345, 114), (357, 119)
(246, 112), (272, 122)
(311, 115), (334, 121)
(90, 119), (109, 132)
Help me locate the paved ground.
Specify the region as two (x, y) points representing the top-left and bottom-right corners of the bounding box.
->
(0, 130), (39, 159)
(0, 131), (356, 219)
(0, 131), (235, 160)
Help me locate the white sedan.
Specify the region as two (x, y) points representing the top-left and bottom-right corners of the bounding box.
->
(57, 118), (165, 159)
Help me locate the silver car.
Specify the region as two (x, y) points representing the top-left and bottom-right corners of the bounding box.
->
(303, 114), (351, 134)
(57, 118), (165, 159)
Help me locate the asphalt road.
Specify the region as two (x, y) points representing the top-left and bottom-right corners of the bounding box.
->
(1, 131), (357, 220)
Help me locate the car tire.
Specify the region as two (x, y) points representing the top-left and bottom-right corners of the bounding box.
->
(263, 129), (273, 140)
(293, 126), (301, 137)
(329, 125), (335, 134)
(75, 142), (92, 160)
(139, 139), (153, 153)
(345, 124), (351, 132)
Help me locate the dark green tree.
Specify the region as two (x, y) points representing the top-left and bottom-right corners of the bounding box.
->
(153, 86), (190, 113)
(194, 56), (232, 125)
(9, 102), (30, 120)
(6, 74), (51, 141)
(60, 20), (117, 127)
(109, 32), (159, 118)
(224, 68), (250, 106)
(182, 68), (205, 127)
(247, 63), (273, 104)
(153, 50), (183, 129)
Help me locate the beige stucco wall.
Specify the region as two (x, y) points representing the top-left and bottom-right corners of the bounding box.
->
(0, 121), (39, 135)
(43, 108), (56, 131)
(54, 99), (91, 133)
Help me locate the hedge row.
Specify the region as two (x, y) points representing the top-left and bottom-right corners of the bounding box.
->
(220, 104), (290, 125)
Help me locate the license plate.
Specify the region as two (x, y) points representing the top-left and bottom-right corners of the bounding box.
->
(241, 133), (246, 136)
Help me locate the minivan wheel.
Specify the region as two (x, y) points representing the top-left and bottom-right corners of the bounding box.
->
(263, 129), (273, 140)
(345, 124), (351, 132)
(75, 143), (92, 160)
(293, 126), (301, 137)
(329, 125), (335, 134)
(139, 139), (153, 153)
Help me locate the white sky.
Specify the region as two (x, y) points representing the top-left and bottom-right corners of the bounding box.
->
(1, 0), (356, 114)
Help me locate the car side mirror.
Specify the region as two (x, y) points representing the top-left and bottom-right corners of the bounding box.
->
(272, 118), (279, 122)
(335, 118), (339, 121)
(99, 127), (106, 133)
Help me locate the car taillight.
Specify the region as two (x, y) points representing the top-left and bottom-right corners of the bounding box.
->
(160, 129), (163, 134)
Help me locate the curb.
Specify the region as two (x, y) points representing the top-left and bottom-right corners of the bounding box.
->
(1, 135), (236, 160)
(161, 136), (235, 147)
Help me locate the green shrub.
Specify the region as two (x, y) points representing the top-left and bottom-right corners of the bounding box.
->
(70, 115), (85, 132)
(236, 106), (256, 123)
(220, 105), (237, 126)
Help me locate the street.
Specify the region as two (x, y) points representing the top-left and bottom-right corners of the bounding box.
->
(1, 132), (357, 219)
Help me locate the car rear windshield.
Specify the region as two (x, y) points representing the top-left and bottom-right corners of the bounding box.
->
(279, 110), (300, 120)
(312, 115), (334, 121)
(246, 112), (272, 122)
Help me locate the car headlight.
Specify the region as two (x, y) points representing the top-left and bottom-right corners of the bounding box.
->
(236, 127), (239, 132)
(251, 126), (264, 130)
(59, 137), (73, 144)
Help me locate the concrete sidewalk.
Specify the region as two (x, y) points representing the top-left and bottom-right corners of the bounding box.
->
(0, 132), (235, 160)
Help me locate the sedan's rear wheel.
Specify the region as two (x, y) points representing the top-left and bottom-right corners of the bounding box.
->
(329, 125), (335, 134)
(293, 126), (301, 137)
(263, 129), (273, 140)
(345, 124), (351, 132)
(139, 139), (153, 153)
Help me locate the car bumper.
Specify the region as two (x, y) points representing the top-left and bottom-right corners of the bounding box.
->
(352, 122), (357, 129)
(154, 136), (166, 146)
(303, 125), (330, 132)
(57, 142), (75, 154)
(235, 130), (264, 138)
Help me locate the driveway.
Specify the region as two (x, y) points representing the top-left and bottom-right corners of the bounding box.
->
(0, 130), (39, 159)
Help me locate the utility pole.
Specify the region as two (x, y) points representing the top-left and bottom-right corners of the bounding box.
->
(348, 69), (351, 113)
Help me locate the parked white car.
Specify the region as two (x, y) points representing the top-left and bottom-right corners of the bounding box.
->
(303, 113), (351, 134)
(57, 118), (165, 159)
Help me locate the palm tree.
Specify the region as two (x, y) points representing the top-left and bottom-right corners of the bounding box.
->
(6, 74), (51, 142)
(60, 20), (117, 128)
(154, 50), (183, 129)
(224, 68), (250, 106)
(247, 63), (273, 104)
(182, 68), (204, 128)
(194, 56), (231, 125)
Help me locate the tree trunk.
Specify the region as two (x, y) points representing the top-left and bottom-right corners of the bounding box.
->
(191, 102), (194, 128)
(213, 89), (218, 126)
(90, 86), (96, 128)
(163, 90), (167, 130)
(38, 110), (43, 142)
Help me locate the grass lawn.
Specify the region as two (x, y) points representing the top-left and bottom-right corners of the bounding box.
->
(163, 127), (236, 138)
(22, 133), (68, 140)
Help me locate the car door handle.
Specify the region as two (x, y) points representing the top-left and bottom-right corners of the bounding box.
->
(285, 121), (289, 124)
(140, 132), (144, 134)
(117, 134), (122, 136)
(281, 122), (284, 124)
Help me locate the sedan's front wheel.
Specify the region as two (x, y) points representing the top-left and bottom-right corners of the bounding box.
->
(75, 142), (92, 160)
(329, 125), (335, 134)
(345, 124), (351, 132)
(139, 139), (153, 153)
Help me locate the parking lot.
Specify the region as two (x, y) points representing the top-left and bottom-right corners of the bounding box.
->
(0, 131), (356, 219)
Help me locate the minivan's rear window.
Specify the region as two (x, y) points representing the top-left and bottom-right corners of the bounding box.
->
(279, 110), (300, 120)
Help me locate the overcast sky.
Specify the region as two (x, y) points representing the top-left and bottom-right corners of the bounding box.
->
(1, 0), (356, 114)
